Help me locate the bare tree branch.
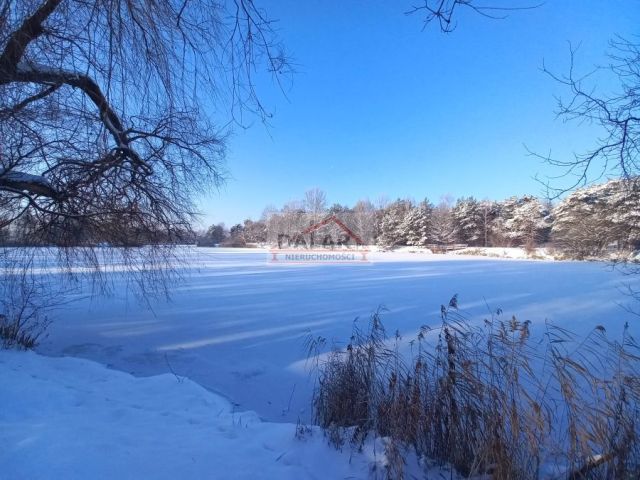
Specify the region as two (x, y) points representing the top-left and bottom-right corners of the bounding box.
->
(0, 0), (62, 77)
(532, 38), (640, 196)
(405, 0), (542, 32)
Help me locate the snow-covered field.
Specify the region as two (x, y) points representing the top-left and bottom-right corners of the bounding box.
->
(29, 247), (640, 424)
(3, 247), (640, 478)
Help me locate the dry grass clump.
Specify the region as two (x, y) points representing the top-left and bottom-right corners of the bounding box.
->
(0, 251), (53, 349)
(309, 297), (640, 479)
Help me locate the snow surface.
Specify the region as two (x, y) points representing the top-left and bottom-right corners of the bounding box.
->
(452, 246), (556, 260)
(2, 349), (454, 479)
(32, 247), (640, 425)
(3, 247), (640, 479)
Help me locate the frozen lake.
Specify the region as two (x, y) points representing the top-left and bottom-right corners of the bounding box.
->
(37, 248), (640, 422)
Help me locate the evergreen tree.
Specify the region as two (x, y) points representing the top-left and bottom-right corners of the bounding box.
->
(452, 197), (484, 246)
(243, 220), (267, 243)
(430, 201), (456, 246)
(198, 223), (227, 246)
(377, 199), (413, 247)
(553, 179), (640, 257)
(478, 200), (498, 247)
(403, 200), (433, 246)
(496, 196), (551, 248)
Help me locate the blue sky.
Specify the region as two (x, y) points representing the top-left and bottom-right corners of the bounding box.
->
(197, 0), (640, 228)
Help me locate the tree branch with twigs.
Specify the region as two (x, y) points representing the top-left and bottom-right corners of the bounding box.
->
(0, 0), (290, 254)
(405, 0), (542, 32)
(531, 37), (640, 197)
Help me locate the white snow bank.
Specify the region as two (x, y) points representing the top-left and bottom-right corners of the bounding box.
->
(452, 247), (556, 260)
(0, 350), (451, 480)
(362, 245), (553, 260)
(389, 246), (434, 254)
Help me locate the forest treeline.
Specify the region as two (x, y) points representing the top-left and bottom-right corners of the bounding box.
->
(3, 179), (639, 259)
(199, 179), (640, 259)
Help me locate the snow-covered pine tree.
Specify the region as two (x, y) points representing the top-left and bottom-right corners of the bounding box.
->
(242, 219), (267, 244)
(605, 180), (640, 251)
(498, 196), (551, 248)
(478, 200), (498, 247)
(403, 200), (434, 246)
(430, 201), (456, 246)
(451, 197), (484, 246)
(492, 197), (517, 246)
(376, 199), (413, 247)
(553, 179), (640, 257)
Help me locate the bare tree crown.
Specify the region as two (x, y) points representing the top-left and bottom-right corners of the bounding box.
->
(0, 0), (288, 246)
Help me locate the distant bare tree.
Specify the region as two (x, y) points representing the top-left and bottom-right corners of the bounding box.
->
(276, 200), (306, 247)
(303, 188), (328, 223)
(352, 199), (377, 245)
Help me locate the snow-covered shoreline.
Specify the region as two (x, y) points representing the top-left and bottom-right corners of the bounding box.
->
(200, 245), (637, 263)
(1, 349), (448, 479)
